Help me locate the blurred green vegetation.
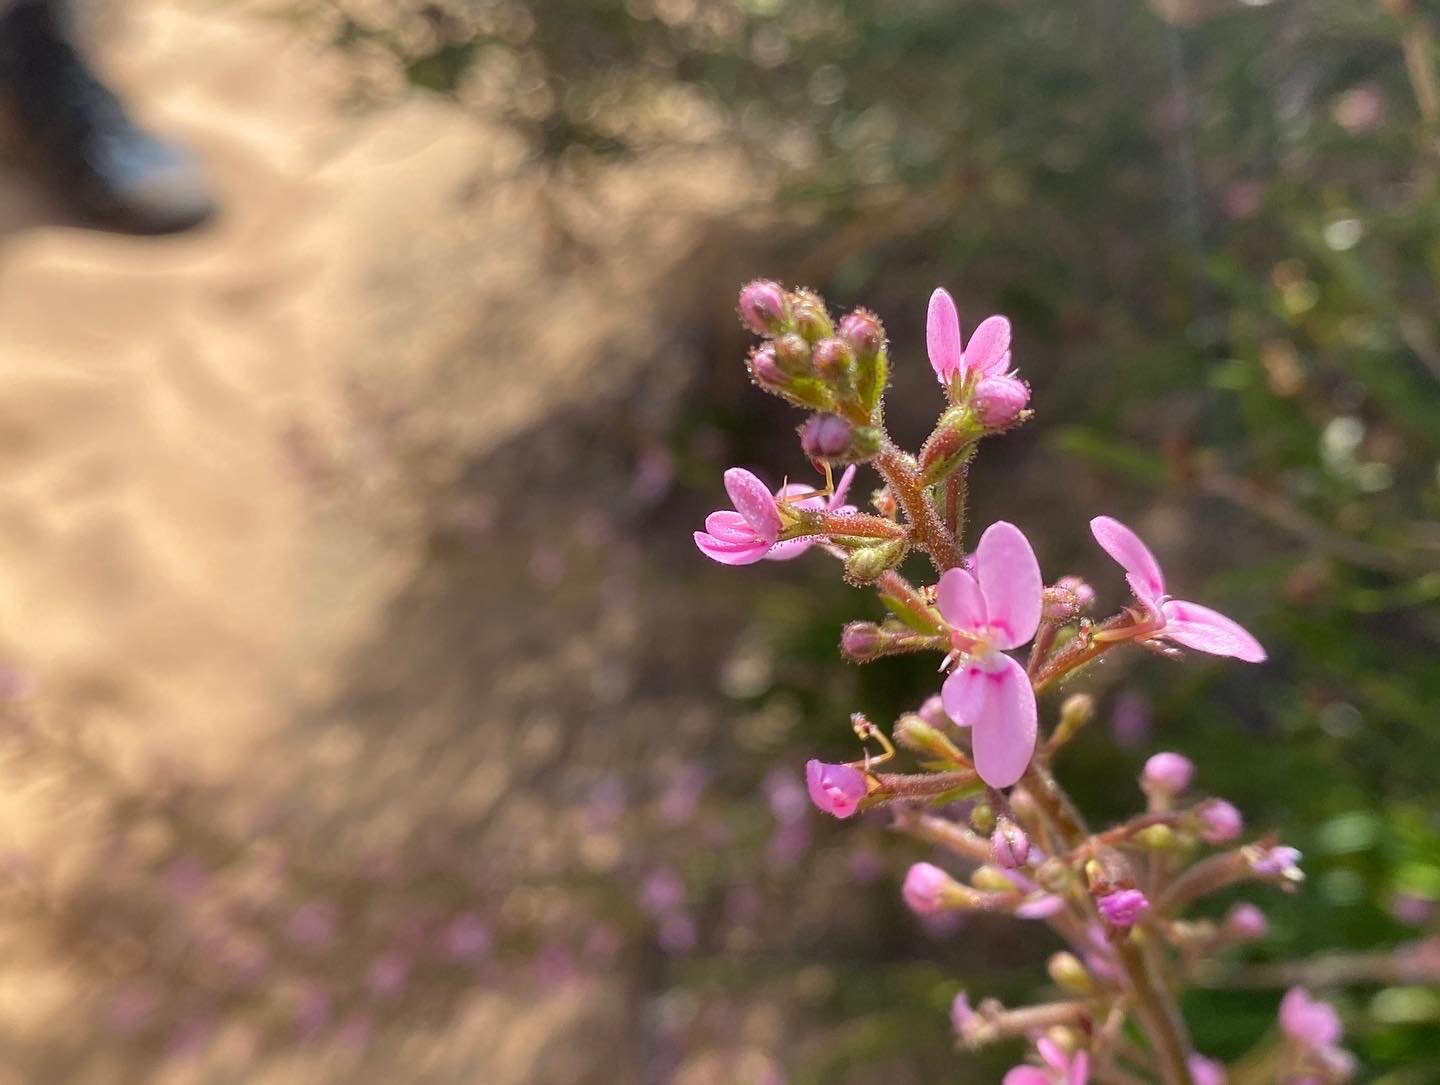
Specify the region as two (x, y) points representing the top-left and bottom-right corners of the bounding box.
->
(315, 0), (1440, 1079)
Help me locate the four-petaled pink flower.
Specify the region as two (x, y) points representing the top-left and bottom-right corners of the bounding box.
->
(927, 287), (1012, 385)
(937, 521), (1043, 788)
(1090, 516), (1266, 663)
(1004, 1037), (1090, 1085)
(805, 759), (867, 819)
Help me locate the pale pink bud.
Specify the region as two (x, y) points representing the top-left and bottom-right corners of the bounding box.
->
(805, 759), (867, 819)
(1188, 1054), (1228, 1085)
(918, 695), (950, 728)
(838, 309), (883, 360)
(811, 336), (853, 378)
(801, 412), (854, 460)
(773, 332), (812, 374)
(1225, 902), (1269, 941)
(1057, 575), (1095, 609)
(738, 279), (787, 335)
(973, 374), (1029, 427)
(1097, 888), (1150, 927)
(840, 622), (883, 662)
(1142, 752), (1194, 795)
(1198, 799), (1244, 844)
(749, 344), (785, 388)
(991, 819), (1030, 869)
(903, 861), (958, 916)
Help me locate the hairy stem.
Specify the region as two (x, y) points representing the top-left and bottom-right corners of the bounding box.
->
(875, 441), (965, 571)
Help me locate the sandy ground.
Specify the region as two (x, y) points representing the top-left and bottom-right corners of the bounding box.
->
(0, 2), (764, 1080)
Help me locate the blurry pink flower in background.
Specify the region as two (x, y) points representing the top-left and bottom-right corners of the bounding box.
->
(1110, 689), (1152, 748)
(937, 521), (1043, 788)
(1197, 799), (1244, 844)
(366, 952), (410, 1001)
(287, 900), (340, 952)
(444, 912), (493, 961)
(1279, 986), (1342, 1050)
(1097, 889), (1150, 928)
(639, 868), (685, 916)
(106, 983), (158, 1036)
(1090, 517), (1265, 662)
(658, 763), (707, 825)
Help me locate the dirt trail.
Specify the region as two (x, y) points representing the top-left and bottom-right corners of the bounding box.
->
(0, 3), (760, 1080)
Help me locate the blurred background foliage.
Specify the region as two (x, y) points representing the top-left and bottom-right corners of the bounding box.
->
(172, 0), (1440, 1079)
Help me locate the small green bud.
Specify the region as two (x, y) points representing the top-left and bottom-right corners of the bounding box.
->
(969, 802), (997, 836)
(1047, 952), (1094, 995)
(971, 865), (1015, 893)
(843, 538), (905, 584)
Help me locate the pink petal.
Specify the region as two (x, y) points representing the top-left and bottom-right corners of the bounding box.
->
(1162, 599), (1266, 663)
(1037, 1037), (1068, 1071)
(829, 465), (858, 508)
(963, 314), (1012, 377)
(1015, 893), (1065, 919)
(936, 567), (987, 631)
(927, 288), (963, 382)
(1089, 516), (1165, 605)
(968, 654), (1037, 788)
(1003, 1069), (1052, 1085)
(1070, 1050), (1090, 1085)
(940, 659), (987, 728)
(704, 510), (758, 543)
(723, 468), (781, 541)
(694, 532), (771, 565)
(975, 521), (1043, 648)
(763, 537), (817, 561)
(774, 482), (819, 507)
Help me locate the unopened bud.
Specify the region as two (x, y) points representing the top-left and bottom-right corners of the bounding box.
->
(1142, 752), (1195, 797)
(991, 819), (1030, 869)
(894, 714), (968, 764)
(1047, 952), (1095, 995)
(800, 413), (854, 461)
(971, 865), (1015, 893)
(1056, 575), (1095, 610)
(749, 344), (785, 389)
(1196, 799), (1244, 844)
(1048, 693), (1095, 749)
(789, 289), (833, 343)
(918, 695), (950, 729)
(844, 538), (905, 584)
(1225, 902), (1269, 941)
(903, 862), (963, 916)
(840, 622), (884, 662)
(738, 279), (788, 335)
(1035, 858), (1072, 893)
(838, 309), (883, 360)
(774, 332), (813, 375)
(1097, 888), (1150, 928)
(969, 802), (997, 836)
(972, 374), (1030, 428)
(1136, 824), (1178, 850)
(811, 337), (854, 381)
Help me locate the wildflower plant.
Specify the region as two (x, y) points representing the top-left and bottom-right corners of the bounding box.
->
(696, 281), (1356, 1084)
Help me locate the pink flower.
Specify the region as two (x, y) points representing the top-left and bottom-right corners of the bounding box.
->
(1097, 888), (1150, 927)
(927, 287), (1012, 385)
(1225, 902), (1269, 941)
(937, 521), (1043, 788)
(694, 468), (783, 565)
(805, 759), (867, 819)
(903, 862), (958, 916)
(1252, 845), (1304, 880)
(1089, 516), (1266, 663)
(950, 990), (976, 1037)
(1279, 987), (1343, 1051)
(1004, 1037), (1090, 1085)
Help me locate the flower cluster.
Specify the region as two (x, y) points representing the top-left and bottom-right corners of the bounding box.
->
(693, 281), (1359, 1084)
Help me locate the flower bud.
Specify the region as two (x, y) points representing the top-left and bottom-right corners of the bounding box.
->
(1142, 752), (1195, 797)
(800, 413), (854, 461)
(1047, 693), (1095, 749)
(903, 862), (961, 916)
(1136, 824), (1178, 850)
(969, 802), (997, 836)
(811, 337), (853, 382)
(789, 289), (833, 342)
(1225, 902), (1269, 941)
(773, 332), (813, 375)
(748, 344), (784, 388)
(991, 819), (1030, 869)
(893, 714), (968, 765)
(1196, 799), (1244, 844)
(839, 622), (884, 662)
(971, 865), (1015, 893)
(843, 538), (905, 584)
(838, 309), (883, 360)
(918, 695), (950, 729)
(1249, 844), (1304, 882)
(1047, 952), (1095, 995)
(972, 374), (1030, 428)
(738, 280), (788, 335)
(805, 760), (868, 819)
(1056, 575), (1095, 610)
(1097, 888), (1150, 928)
(1035, 858), (1072, 893)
